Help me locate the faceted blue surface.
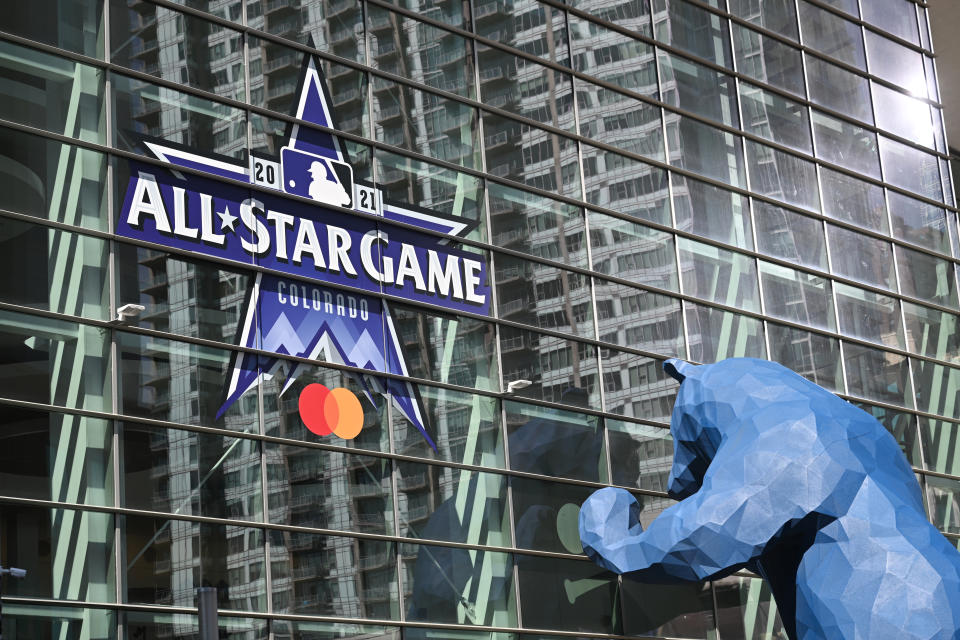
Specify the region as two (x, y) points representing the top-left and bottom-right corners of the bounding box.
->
(580, 357), (960, 639)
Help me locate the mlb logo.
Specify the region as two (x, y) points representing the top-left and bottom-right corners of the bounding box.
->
(281, 147), (354, 209)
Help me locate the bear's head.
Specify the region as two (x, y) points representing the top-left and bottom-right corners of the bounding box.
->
(662, 357), (822, 500)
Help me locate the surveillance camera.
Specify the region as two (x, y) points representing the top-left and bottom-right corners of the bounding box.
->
(9, 567), (25, 578)
(114, 303), (146, 323)
(507, 379), (532, 393)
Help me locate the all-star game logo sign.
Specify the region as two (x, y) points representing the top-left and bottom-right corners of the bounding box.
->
(118, 56), (490, 451)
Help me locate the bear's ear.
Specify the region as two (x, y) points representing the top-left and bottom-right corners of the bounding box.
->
(663, 358), (695, 383)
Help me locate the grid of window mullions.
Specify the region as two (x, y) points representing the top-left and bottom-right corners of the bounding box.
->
(0, 105), (956, 418)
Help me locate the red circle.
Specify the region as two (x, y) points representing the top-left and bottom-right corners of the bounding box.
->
(299, 383), (334, 435)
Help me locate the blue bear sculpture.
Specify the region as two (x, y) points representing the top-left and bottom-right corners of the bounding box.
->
(580, 357), (960, 639)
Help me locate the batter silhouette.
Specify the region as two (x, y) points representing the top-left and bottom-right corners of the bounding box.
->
(307, 160), (351, 207)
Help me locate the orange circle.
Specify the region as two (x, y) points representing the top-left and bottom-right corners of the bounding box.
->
(328, 388), (364, 439)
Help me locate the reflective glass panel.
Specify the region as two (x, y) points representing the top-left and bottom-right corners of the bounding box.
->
(685, 302), (766, 362)
(511, 476), (594, 553)
(819, 166), (887, 233)
(653, 0), (732, 68)
(476, 0), (570, 63)
(798, 0), (865, 67)
(896, 245), (958, 309)
(902, 301), (960, 363)
(659, 51), (739, 127)
(127, 611), (267, 640)
(606, 419), (672, 490)
(873, 82), (935, 150)
(569, 14), (658, 99)
(805, 56), (873, 124)
(922, 419), (960, 475)
(759, 261), (835, 331)
(864, 30), (928, 98)
(672, 173), (752, 249)
(516, 554), (617, 633)
(0, 1), (103, 57)
(713, 575), (787, 640)
(505, 399), (605, 481)
(263, 443), (393, 535)
(739, 83), (811, 154)
(124, 424), (262, 521)
(843, 342), (913, 407)
(912, 359), (960, 419)
(752, 200), (827, 271)
(728, 0), (798, 40)
(577, 78), (663, 161)
(588, 211), (677, 290)
(745, 140), (820, 212)
(678, 238), (760, 313)
(397, 460), (509, 546)
(856, 401), (921, 467)
(3, 604), (115, 640)
(0, 504), (114, 603)
(827, 223), (895, 291)
(731, 23), (805, 97)
(879, 136), (943, 201)
(622, 578), (715, 637)
(495, 253), (594, 337)
(887, 191), (952, 255)
(812, 112), (880, 179)
(247, 0), (365, 63)
(0, 126), (107, 230)
(582, 145), (670, 223)
(602, 348), (677, 422)
(767, 323), (843, 392)
(478, 45), (575, 131)
(666, 114), (746, 188)
(926, 474), (960, 535)
(834, 282), (903, 349)
(593, 280), (684, 355)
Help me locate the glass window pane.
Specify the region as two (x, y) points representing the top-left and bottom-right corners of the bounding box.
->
(588, 211), (678, 290)
(0, 309), (110, 411)
(879, 136), (943, 201)
(678, 238), (760, 312)
(872, 82), (935, 149)
(672, 173), (752, 248)
(516, 554), (617, 633)
(0, 218), (108, 320)
(117, 330), (256, 432)
(0, 1), (103, 57)
(714, 575), (788, 640)
(819, 166), (887, 233)
(0, 40), (104, 143)
(739, 83), (811, 154)
(659, 51), (739, 127)
(767, 323), (843, 392)
(745, 140), (820, 212)
(263, 443), (392, 535)
(602, 348), (677, 422)
(495, 254), (594, 337)
(577, 80), (663, 161)
(398, 461), (508, 546)
(759, 261), (835, 331)
(805, 56), (873, 123)
(0, 126), (107, 230)
(834, 282), (904, 349)
(124, 424), (262, 521)
(732, 23), (805, 97)
(0, 505), (114, 602)
(488, 181), (586, 267)
(375, 149), (486, 241)
(654, 0), (733, 68)
(622, 578), (717, 636)
(511, 476), (594, 553)
(922, 419), (960, 475)
(392, 384), (505, 468)
(798, 0), (865, 67)
(843, 342), (913, 407)
(896, 246), (958, 309)
(827, 224), (895, 290)
(476, 0), (570, 63)
(569, 14), (658, 99)
(566, 0), (652, 36)
(478, 45), (575, 131)
(4, 604), (116, 640)
(248, 0), (365, 63)
(0, 408), (112, 505)
(112, 72), (246, 162)
(505, 400), (605, 481)
(816, 0), (859, 17)
(583, 145), (670, 224)
(368, 6), (475, 100)
(926, 474), (960, 535)
(912, 358), (960, 419)
(594, 280), (685, 355)
(667, 114), (746, 189)
(888, 191), (952, 255)
(482, 112), (580, 200)
(856, 401), (921, 468)
(902, 301), (960, 363)
(271, 620), (395, 640)
(752, 200), (827, 271)
(390, 302), (498, 390)
(685, 302), (767, 362)
(127, 611), (267, 640)
(404, 542), (515, 626)
(865, 30), (928, 98)
(728, 0), (798, 40)
(606, 419), (672, 490)
(812, 112), (880, 179)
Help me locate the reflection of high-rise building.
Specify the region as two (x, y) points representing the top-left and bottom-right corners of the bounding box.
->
(0, 0), (958, 638)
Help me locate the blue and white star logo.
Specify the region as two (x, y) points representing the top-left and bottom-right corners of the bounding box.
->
(120, 56), (490, 450)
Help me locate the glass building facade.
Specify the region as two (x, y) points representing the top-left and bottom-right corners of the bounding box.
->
(0, 0), (957, 637)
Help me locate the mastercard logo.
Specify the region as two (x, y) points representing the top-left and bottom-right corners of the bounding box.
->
(298, 383), (364, 440)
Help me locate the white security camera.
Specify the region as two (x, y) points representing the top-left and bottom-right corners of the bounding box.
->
(114, 303), (146, 323)
(506, 379), (532, 393)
